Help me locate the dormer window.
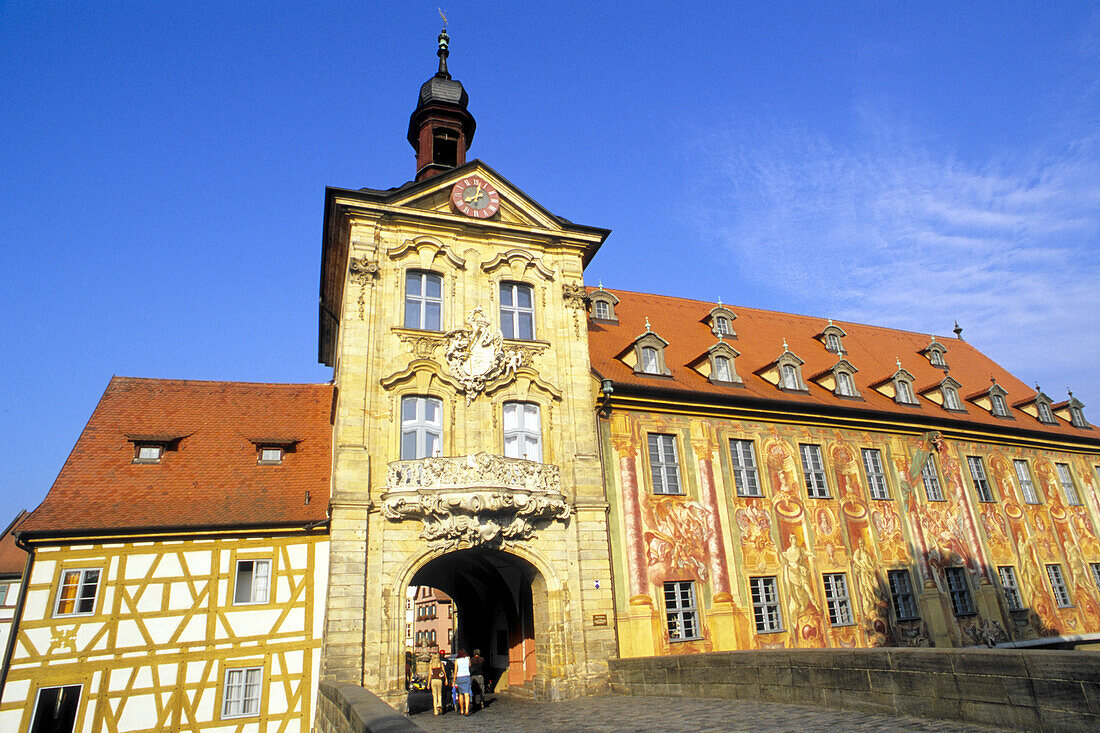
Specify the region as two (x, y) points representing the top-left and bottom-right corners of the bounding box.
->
(818, 321), (847, 355)
(930, 350), (945, 367)
(923, 338), (949, 369)
(770, 347), (809, 392)
(1071, 405), (1087, 428)
(1037, 400), (1056, 424)
(715, 316), (733, 336)
(991, 393), (1008, 417)
(641, 347), (660, 374)
(698, 342), (742, 385)
(714, 355), (733, 382)
(781, 364), (800, 389)
(826, 333), (841, 353)
(944, 385), (963, 411)
(707, 305), (737, 338)
(625, 322), (671, 377)
(259, 446), (283, 464)
(588, 286), (619, 322)
(896, 378), (916, 405)
(134, 443), (164, 463)
(836, 371), (856, 397)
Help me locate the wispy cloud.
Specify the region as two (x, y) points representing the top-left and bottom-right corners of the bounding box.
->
(692, 110), (1100, 406)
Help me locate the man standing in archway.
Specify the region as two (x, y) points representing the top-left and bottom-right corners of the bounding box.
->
(470, 649), (486, 709)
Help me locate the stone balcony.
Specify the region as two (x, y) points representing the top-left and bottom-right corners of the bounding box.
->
(381, 453), (570, 547)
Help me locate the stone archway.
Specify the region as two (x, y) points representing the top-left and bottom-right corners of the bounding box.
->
(407, 547), (551, 693)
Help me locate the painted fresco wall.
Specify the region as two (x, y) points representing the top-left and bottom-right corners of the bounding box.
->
(604, 409), (1100, 657)
(0, 532), (328, 732)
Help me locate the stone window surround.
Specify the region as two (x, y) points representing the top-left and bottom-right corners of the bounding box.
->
(631, 332), (672, 377)
(708, 305), (737, 338)
(588, 287), (619, 322)
(922, 338), (949, 369)
(818, 322), (847, 355)
(706, 342), (743, 385)
(776, 351), (808, 392)
(828, 359), (860, 399)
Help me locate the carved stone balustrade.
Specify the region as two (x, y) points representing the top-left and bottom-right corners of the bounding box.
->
(380, 453), (570, 548)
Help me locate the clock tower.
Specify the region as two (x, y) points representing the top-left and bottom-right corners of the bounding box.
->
(408, 27), (476, 182)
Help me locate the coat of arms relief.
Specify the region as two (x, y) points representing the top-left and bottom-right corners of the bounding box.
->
(444, 306), (527, 403)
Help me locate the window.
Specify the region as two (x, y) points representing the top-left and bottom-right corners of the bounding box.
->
(233, 560), (271, 605)
(29, 685), (81, 733)
(222, 666), (263, 719)
(1037, 399), (1056, 424)
(944, 567), (974, 616)
(729, 439), (762, 497)
(594, 300), (611, 320)
(799, 444), (830, 498)
(499, 281), (534, 340)
(134, 443), (164, 463)
(1055, 463), (1081, 506)
(640, 346), (660, 375)
(1090, 562), (1100, 594)
(822, 573), (854, 626)
(943, 386), (962, 411)
(991, 393), (1009, 417)
(648, 434), (682, 495)
(929, 349), (946, 367)
(1070, 405), (1087, 428)
(887, 569), (919, 620)
(1013, 460), (1039, 504)
(998, 566), (1024, 611)
(825, 333), (841, 353)
(921, 458), (944, 502)
(895, 379), (916, 405)
(404, 271), (442, 330)
(713, 355), (732, 382)
(780, 364), (800, 390)
(861, 448), (890, 500)
(259, 446), (283, 464)
(54, 568), (100, 617)
(406, 624), (412, 639)
(967, 456), (995, 502)
(1046, 564), (1072, 607)
(0, 582), (9, 606)
(400, 396), (442, 460)
(836, 370), (856, 397)
(750, 576), (783, 632)
(503, 402), (542, 461)
(714, 315), (732, 335)
(663, 581), (701, 641)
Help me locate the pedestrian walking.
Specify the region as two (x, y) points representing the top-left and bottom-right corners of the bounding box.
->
(470, 648), (486, 709)
(428, 650), (449, 715)
(453, 648), (473, 716)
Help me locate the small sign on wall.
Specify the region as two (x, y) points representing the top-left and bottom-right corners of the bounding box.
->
(592, 614), (608, 626)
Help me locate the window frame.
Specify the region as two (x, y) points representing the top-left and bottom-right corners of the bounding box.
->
(640, 346), (661, 375)
(713, 355), (733, 382)
(400, 395), (443, 460)
(991, 392), (1009, 418)
(1089, 562), (1100, 595)
(1037, 399), (1056, 424)
(133, 442), (164, 464)
(232, 558), (272, 606)
(944, 566), (975, 616)
(895, 378), (916, 405)
(861, 448), (890, 500)
(997, 566), (1025, 611)
(749, 576), (784, 633)
(967, 456), (995, 502)
(648, 433), (683, 495)
(1070, 405), (1087, 428)
(1055, 463), (1082, 506)
(1046, 563), (1073, 608)
(594, 299), (611, 320)
(221, 665), (264, 720)
(835, 369), (856, 397)
(663, 580), (702, 641)
(943, 385), (963, 411)
(822, 572), (855, 626)
(403, 270), (443, 331)
(258, 446), (283, 464)
(920, 457), (945, 502)
(53, 567), (101, 618)
(499, 281), (535, 340)
(29, 684), (82, 733)
(887, 568), (920, 621)
(714, 315), (733, 336)
(503, 401), (542, 462)
(799, 443), (831, 499)
(729, 438), (762, 497)
(1013, 460), (1040, 504)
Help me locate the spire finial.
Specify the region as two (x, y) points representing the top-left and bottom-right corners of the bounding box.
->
(1035, 383), (1042, 394)
(953, 320), (963, 339)
(598, 279), (603, 290)
(645, 317), (651, 332)
(828, 318), (834, 326)
(717, 296), (723, 306)
(436, 12), (451, 78)
(896, 357), (902, 370)
(782, 338), (789, 352)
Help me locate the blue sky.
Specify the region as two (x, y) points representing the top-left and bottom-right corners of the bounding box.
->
(2, 2), (1098, 514)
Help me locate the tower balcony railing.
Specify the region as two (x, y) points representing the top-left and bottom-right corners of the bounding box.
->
(381, 453), (570, 545)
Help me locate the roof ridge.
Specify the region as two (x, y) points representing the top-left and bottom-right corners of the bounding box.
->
(110, 376), (333, 388)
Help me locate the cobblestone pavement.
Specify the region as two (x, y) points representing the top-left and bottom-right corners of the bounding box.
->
(408, 694), (1013, 732)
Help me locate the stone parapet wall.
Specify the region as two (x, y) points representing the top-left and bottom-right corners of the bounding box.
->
(315, 681), (425, 733)
(608, 649), (1100, 732)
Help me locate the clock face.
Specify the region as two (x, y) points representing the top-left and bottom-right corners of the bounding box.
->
(451, 176), (500, 219)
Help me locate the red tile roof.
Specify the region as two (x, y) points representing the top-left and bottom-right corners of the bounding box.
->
(19, 378), (334, 538)
(0, 511), (29, 576)
(588, 289), (1097, 442)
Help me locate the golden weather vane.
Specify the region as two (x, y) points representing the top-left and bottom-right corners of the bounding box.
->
(439, 8), (447, 27)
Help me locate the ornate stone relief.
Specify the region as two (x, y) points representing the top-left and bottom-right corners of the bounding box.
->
(395, 331), (445, 359)
(444, 307), (528, 403)
(381, 453), (571, 548)
(481, 249), (555, 280)
(562, 283), (587, 309)
(349, 257), (379, 320)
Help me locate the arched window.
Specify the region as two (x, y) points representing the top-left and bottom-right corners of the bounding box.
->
(500, 281), (535, 339)
(943, 386), (962, 411)
(594, 300), (611, 319)
(1037, 399), (1055, 424)
(781, 364), (800, 390)
(404, 271), (442, 330)
(714, 316), (732, 336)
(641, 346), (660, 375)
(400, 396), (442, 459)
(503, 402), (542, 461)
(896, 379), (915, 405)
(713, 355), (732, 382)
(826, 333), (841, 353)
(836, 371), (855, 397)
(991, 393), (1008, 417)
